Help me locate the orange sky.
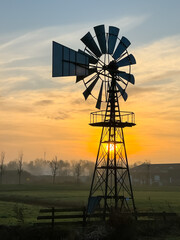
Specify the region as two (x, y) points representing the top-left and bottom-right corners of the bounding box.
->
(0, 16), (180, 164)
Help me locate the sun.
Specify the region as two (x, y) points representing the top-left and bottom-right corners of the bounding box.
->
(106, 143), (116, 152)
(110, 143), (115, 152)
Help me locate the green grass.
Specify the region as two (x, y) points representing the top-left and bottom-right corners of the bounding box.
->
(0, 184), (89, 225)
(0, 184), (89, 207)
(0, 184), (179, 225)
(0, 201), (40, 225)
(134, 189), (180, 213)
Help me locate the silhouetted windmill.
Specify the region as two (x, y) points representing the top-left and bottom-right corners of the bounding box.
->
(52, 25), (136, 218)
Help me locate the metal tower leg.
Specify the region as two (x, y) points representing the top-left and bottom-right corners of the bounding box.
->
(87, 78), (136, 218)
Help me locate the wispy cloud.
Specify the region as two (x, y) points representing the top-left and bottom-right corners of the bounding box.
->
(0, 20), (180, 162)
(0, 14), (149, 96)
(133, 35), (180, 85)
(111, 15), (149, 32)
(34, 99), (54, 106)
(0, 14), (148, 64)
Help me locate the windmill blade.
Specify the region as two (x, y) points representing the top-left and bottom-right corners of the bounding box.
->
(108, 26), (119, 54)
(116, 82), (128, 101)
(81, 32), (102, 58)
(76, 67), (97, 83)
(117, 71), (135, 84)
(78, 49), (98, 64)
(94, 25), (107, 54)
(116, 54), (136, 68)
(88, 67), (97, 75)
(96, 81), (103, 109)
(113, 37), (131, 60)
(83, 75), (99, 100)
(76, 76), (84, 83)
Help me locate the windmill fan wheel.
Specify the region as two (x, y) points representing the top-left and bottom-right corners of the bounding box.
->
(77, 25), (136, 109)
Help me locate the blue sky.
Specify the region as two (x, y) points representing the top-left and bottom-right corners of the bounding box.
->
(0, 0), (179, 45)
(0, 0), (180, 163)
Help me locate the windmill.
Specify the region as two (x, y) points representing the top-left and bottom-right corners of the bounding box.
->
(52, 25), (136, 218)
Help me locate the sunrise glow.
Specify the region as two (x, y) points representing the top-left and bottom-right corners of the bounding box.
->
(0, 1), (179, 165)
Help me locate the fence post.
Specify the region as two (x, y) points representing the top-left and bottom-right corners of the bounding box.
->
(52, 207), (55, 228)
(162, 211), (166, 222)
(83, 207), (86, 227)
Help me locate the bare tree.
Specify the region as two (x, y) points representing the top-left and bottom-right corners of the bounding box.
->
(0, 152), (5, 184)
(43, 151), (46, 161)
(73, 161), (82, 182)
(17, 152), (23, 185)
(49, 156), (59, 184)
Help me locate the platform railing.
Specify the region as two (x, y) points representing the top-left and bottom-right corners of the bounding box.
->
(90, 110), (135, 125)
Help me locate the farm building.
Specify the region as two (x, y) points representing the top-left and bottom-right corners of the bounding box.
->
(130, 163), (180, 186)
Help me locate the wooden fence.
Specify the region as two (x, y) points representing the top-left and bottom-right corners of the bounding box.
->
(37, 208), (177, 227)
(37, 207), (87, 227)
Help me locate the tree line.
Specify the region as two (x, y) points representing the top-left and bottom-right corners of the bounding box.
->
(0, 152), (94, 184)
(0, 151), (148, 185)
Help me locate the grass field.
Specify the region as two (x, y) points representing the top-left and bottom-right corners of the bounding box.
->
(0, 184), (179, 225)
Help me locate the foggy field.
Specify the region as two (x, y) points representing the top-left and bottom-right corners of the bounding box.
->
(0, 184), (179, 225)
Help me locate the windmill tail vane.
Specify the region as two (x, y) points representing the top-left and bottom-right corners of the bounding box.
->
(52, 24), (137, 219)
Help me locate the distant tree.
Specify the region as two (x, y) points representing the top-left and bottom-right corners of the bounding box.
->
(130, 161), (143, 168)
(17, 152), (23, 185)
(6, 160), (18, 170)
(34, 158), (50, 175)
(23, 158), (50, 175)
(80, 160), (94, 177)
(73, 161), (82, 182)
(0, 152), (5, 184)
(49, 156), (59, 184)
(58, 160), (70, 176)
(23, 160), (34, 174)
(43, 152), (46, 161)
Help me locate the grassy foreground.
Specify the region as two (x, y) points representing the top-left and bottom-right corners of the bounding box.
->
(0, 184), (179, 225)
(0, 184), (179, 239)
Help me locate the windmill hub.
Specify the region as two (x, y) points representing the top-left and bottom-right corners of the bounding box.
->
(107, 60), (119, 76)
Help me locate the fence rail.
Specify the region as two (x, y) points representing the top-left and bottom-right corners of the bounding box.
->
(36, 207), (177, 227)
(37, 207), (87, 227)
